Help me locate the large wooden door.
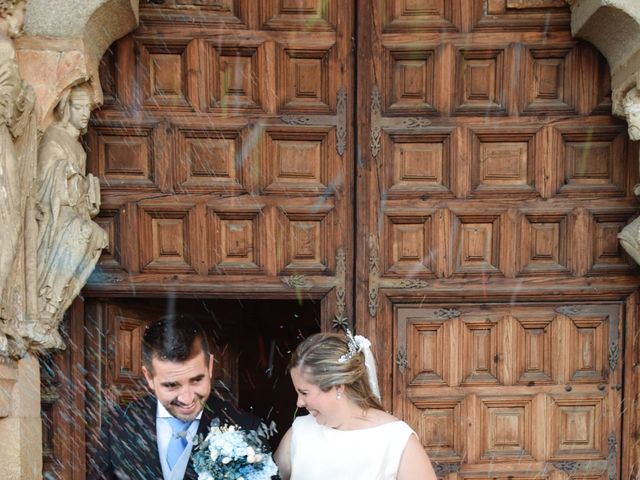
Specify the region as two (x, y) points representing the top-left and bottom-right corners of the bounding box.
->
(355, 1), (640, 478)
(42, 1), (640, 479)
(87, 0), (354, 327)
(44, 1), (355, 478)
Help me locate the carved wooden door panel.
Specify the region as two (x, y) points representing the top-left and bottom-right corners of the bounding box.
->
(355, 1), (640, 478)
(87, 0), (353, 330)
(396, 304), (623, 478)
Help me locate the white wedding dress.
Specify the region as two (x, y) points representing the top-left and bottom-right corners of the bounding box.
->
(290, 414), (415, 480)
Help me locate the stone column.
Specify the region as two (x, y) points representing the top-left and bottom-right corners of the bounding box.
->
(0, 356), (42, 480)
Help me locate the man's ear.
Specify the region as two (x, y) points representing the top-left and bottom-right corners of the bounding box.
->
(208, 353), (214, 378)
(142, 365), (155, 390)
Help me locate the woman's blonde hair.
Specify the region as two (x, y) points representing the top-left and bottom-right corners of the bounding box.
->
(289, 332), (383, 411)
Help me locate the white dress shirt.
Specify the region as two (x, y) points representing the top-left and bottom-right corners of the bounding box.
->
(156, 400), (202, 480)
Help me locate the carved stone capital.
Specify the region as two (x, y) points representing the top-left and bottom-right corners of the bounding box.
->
(17, 0), (139, 130)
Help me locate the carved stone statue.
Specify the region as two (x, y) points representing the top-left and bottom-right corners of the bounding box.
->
(619, 87), (640, 264)
(35, 84), (107, 349)
(0, 0), (36, 358)
(619, 214), (640, 266)
(622, 87), (640, 141)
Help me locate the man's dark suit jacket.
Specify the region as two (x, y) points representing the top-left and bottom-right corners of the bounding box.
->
(92, 394), (263, 480)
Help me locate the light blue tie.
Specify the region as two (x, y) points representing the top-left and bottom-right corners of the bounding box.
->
(166, 417), (191, 471)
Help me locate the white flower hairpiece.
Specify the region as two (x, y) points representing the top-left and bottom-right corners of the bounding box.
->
(338, 328), (381, 400)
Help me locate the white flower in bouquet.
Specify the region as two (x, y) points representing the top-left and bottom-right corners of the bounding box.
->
(193, 419), (278, 480)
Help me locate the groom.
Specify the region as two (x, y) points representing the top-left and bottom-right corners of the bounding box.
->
(93, 314), (263, 479)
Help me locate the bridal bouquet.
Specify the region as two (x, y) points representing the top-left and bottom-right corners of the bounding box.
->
(192, 419), (279, 480)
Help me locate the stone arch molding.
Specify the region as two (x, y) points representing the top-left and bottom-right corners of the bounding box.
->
(565, 0), (640, 264)
(18, 0), (139, 129)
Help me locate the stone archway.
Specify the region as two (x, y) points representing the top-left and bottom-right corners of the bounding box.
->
(567, 1), (640, 100)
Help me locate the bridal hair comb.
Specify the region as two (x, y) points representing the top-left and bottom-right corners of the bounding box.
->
(338, 328), (359, 363)
(338, 328), (381, 400)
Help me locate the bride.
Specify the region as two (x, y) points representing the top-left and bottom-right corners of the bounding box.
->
(274, 331), (437, 480)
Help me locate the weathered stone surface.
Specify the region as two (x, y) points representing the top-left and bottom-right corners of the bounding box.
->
(507, 0), (567, 8)
(569, 0), (640, 112)
(0, 355), (41, 480)
(17, 0), (138, 130)
(0, 357), (17, 418)
(25, 0), (139, 84)
(0, 0), (38, 360)
(25, 0), (138, 38)
(35, 84), (108, 349)
(15, 38), (88, 128)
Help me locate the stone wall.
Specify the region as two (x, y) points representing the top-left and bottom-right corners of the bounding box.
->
(0, 1), (138, 479)
(20, 0), (139, 129)
(0, 356), (41, 479)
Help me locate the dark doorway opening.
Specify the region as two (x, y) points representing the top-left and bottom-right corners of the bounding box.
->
(112, 297), (320, 449)
(183, 297), (320, 448)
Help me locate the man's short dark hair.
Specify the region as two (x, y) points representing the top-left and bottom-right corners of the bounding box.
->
(142, 314), (210, 373)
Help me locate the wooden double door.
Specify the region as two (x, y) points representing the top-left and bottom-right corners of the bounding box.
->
(45, 0), (640, 478)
